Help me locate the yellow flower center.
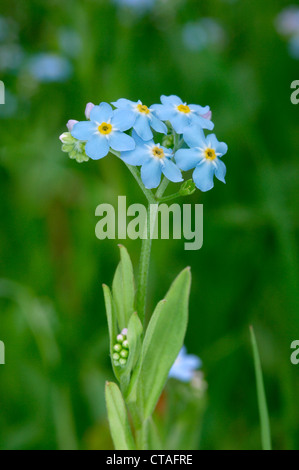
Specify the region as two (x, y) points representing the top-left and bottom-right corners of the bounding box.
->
(177, 104), (191, 114)
(204, 148), (216, 160)
(137, 103), (150, 114)
(98, 122), (112, 135)
(152, 146), (165, 158)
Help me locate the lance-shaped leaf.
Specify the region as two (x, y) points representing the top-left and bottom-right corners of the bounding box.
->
(112, 245), (135, 331)
(136, 267), (191, 420)
(103, 284), (119, 378)
(105, 382), (136, 450)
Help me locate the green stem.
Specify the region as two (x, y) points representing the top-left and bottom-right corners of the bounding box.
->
(157, 192), (181, 203)
(135, 420), (149, 450)
(136, 180), (169, 326)
(125, 163), (156, 205)
(136, 206), (152, 325)
(155, 176), (169, 199)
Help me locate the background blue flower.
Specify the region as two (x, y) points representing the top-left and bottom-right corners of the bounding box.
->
(71, 102), (135, 160)
(169, 346), (202, 382)
(112, 98), (167, 141)
(175, 125), (228, 192)
(27, 53), (72, 83)
(120, 131), (183, 188)
(152, 95), (214, 134)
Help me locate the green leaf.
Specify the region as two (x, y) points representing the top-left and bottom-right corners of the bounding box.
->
(250, 326), (272, 450)
(112, 245), (135, 330)
(136, 267), (191, 420)
(148, 418), (164, 450)
(121, 312), (143, 397)
(105, 382), (136, 450)
(102, 284), (118, 377)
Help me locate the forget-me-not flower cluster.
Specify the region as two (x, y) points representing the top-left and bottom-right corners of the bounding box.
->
(62, 94), (228, 192)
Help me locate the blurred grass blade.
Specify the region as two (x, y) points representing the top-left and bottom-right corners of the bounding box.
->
(250, 326), (272, 450)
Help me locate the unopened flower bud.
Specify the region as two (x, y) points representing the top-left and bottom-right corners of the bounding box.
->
(85, 102), (95, 119)
(112, 330), (129, 367)
(66, 119), (78, 131)
(59, 131), (89, 163)
(179, 179), (196, 196)
(162, 134), (174, 148)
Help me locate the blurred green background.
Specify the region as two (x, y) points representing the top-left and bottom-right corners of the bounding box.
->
(0, 0), (298, 450)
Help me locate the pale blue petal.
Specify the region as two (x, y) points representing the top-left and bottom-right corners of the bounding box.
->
(189, 104), (210, 114)
(90, 102), (113, 123)
(85, 135), (109, 160)
(120, 147), (151, 166)
(141, 158), (162, 189)
(214, 158), (226, 183)
(111, 98), (136, 108)
(208, 134), (228, 156)
(160, 95), (183, 106)
(109, 132), (135, 151)
(175, 148), (202, 171)
(151, 104), (175, 121)
(170, 113), (190, 133)
(168, 346), (201, 382)
(169, 367), (193, 382)
(161, 158), (183, 182)
(179, 346), (187, 357)
(150, 114), (167, 134)
(160, 145), (173, 158)
(192, 114), (214, 130)
(132, 129), (154, 148)
(134, 114), (153, 141)
(112, 109), (136, 131)
(183, 125), (206, 149)
(193, 160), (215, 192)
(183, 355), (202, 370)
(71, 121), (97, 140)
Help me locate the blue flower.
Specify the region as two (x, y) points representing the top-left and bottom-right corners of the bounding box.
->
(175, 125), (228, 192)
(28, 53), (72, 82)
(120, 131), (183, 189)
(114, 0), (155, 11)
(71, 102), (136, 160)
(169, 346), (201, 383)
(289, 35), (299, 59)
(112, 99), (167, 141)
(152, 95), (214, 134)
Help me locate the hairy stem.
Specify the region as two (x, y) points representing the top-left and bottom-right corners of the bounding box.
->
(136, 204), (153, 325)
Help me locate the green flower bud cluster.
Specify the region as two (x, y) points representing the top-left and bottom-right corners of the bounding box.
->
(60, 132), (89, 163)
(162, 134), (174, 148)
(112, 328), (129, 367)
(179, 179), (196, 196)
